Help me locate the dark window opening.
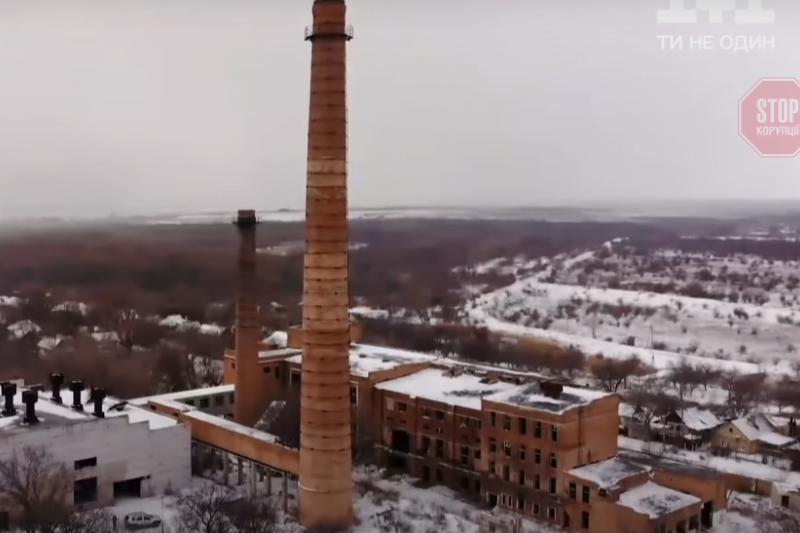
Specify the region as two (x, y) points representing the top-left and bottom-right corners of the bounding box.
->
(474, 479), (481, 494)
(435, 469), (443, 483)
(534, 475), (540, 490)
(534, 421), (542, 438)
(547, 507), (556, 520)
(533, 503), (541, 516)
(781, 495), (790, 507)
(677, 519), (686, 533)
(517, 496), (525, 510)
(421, 435), (431, 455)
(398, 402), (407, 412)
(435, 439), (444, 459)
(74, 457), (97, 470)
(502, 465), (510, 481)
(214, 395), (224, 406)
(461, 476), (470, 490)
(568, 483), (576, 500)
(435, 410), (445, 420)
(518, 418), (527, 434)
(229, 393), (235, 404)
(290, 372), (301, 386)
(581, 511), (589, 529)
(489, 412), (496, 427)
(688, 515), (699, 531)
(582, 486), (590, 503)
(701, 501), (714, 528)
(185, 400), (194, 406)
(488, 493), (498, 507)
(551, 426), (559, 442)
(350, 386), (358, 406)
(390, 430), (411, 454)
(113, 477), (143, 499)
(489, 438), (496, 453)
(421, 465), (430, 482)
(275, 367), (281, 379)
(549, 478), (557, 494)
(200, 398), (209, 408)
(387, 454), (406, 471)
(519, 446), (526, 461)
(518, 470), (525, 485)
(503, 416), (512, 431)
(563, 512), (570, 529)
(0, 511), (8, 531)
(550, 453), (558, 468)
(534, 449), (541, 464)
(263, 367), (271, 374)
(73, 477), (98, 506)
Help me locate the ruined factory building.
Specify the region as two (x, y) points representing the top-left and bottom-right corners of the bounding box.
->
(0, 376), (190, 525)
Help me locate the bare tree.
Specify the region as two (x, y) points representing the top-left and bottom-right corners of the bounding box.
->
(590, 356), (640, 392)
(225, 491), (281, 533)
(758, 507), (800, 533)
(627, 379), (678, 437)
(721, 371), (767, 419)
(669, 360), (705, 403)
(60, 509), (116, 533)
(0, 446), (72, 533)
(174, 483), (236, 533)
(195, 356), (223, 387)
(174, 483), (282, 533)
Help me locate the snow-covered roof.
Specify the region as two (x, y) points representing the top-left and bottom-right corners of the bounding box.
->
(129, 384), (235, 406)
(286, 343), (438, 378)
(755, 431), (796, 448)
(731, 414), (776, 440)
(0, 296), (21, 307)
(0, 384), (178, 434)
(486, 381), (612, 414)
(568, 457), (650, 490)
(263, 331), (288, 348)
(678, 407), (722, 432)
(375, 368), (520, 410)
(616, 482), (701, 519)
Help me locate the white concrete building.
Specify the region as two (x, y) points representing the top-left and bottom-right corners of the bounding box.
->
(0, 380), (191, 524)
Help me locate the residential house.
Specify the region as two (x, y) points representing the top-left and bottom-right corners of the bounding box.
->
(654, 407), (722, 450)
(713, 414), (798, 460)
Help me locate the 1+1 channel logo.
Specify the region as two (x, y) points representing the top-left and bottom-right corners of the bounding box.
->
(655, 0), (776, 52)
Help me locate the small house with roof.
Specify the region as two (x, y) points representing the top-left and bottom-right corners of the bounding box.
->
(653, 407), (722, 450)
(713, 414), (798, 458)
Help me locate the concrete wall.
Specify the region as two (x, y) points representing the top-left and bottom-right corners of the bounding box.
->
(0, 415), (191, 514)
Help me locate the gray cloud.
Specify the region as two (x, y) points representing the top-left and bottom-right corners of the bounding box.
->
(0, 0), (798, 218)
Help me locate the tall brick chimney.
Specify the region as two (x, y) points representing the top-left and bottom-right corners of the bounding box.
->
(298, 0), (354, 529)
(233, 209), (261, 426)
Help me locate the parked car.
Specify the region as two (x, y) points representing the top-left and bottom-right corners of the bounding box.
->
(124, 512), (162, 530)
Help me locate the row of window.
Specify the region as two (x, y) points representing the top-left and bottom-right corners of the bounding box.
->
(493, 494), (590, 529)
(488, 440), (558, 467)
(489, 412), (559, 442)
(184, 393), (234, 409)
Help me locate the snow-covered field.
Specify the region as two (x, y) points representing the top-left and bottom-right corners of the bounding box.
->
(465, 244), (800, 377)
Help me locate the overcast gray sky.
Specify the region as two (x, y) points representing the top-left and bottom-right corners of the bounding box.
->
(0, 0), (798, 218)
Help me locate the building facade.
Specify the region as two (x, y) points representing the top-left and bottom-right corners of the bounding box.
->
(0, 379), (191, 527)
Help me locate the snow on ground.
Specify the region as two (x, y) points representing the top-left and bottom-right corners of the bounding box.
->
(619, 436), (800, 486)
(0, 296), (21, 306)
(158, 315), (225, 335)
(464, 247), (800, 376)
(7, 319), (41, 338)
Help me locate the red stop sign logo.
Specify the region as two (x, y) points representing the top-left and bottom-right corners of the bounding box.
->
(739, 78), (800, 158)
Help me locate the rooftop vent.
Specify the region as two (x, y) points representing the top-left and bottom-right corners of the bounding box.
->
(21, 389), (38, 425)
(49, 373), (65, 404)
(1, 382), (17, 417)
(540, 380), (564, 399)
(69, 380), (85, 411)
(89, 387), (106, 418)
